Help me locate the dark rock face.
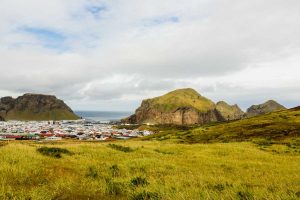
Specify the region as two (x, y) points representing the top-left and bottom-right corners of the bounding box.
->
(216, 101), (245, 121)
(0, 93), (79, 121)
(246, 100), (286, 117)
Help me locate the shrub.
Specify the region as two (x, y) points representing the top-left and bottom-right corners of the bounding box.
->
(108, 144), (134, 152)
(37, 147), (73, 158)
(131, 191), (160, 200)
(130, 176), (149, 187)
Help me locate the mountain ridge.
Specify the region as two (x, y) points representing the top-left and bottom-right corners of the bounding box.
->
(124, 88), (287, 125)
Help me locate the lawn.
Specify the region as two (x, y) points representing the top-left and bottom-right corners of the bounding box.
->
(0, 140), (299, 199)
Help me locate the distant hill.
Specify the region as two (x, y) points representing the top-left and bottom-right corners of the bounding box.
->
(216, 101), (245, 121)
(0, 93), (79, 121)
(124, 88), (244, 125)
(246, 100), (286, 117)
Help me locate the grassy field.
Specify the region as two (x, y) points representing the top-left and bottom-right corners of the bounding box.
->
(0, 140), (299, 200)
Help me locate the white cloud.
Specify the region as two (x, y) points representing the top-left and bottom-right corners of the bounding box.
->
(0, 0), (299, 111)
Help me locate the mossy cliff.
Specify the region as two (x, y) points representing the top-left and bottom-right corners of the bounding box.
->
(124, 88), (244, 125)
(0, 93), (79, 121)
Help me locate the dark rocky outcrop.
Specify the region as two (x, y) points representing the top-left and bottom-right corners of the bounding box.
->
(246, 100), (286, 117)
(0, 93), (79, 121)
(216, 101), (245, 121)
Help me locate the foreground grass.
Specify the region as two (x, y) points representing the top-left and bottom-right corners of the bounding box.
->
(0, 140), (299, 199)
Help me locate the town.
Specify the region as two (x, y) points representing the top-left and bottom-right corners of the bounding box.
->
(0, 120), (152, 141)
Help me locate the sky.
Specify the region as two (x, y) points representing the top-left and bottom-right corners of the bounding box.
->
(0, 0), (299, 112)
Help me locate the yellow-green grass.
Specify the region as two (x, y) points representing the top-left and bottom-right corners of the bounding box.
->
(146, 88), (215, 113)
(0, 140), (299, 199)
(5, 108), (79, 121)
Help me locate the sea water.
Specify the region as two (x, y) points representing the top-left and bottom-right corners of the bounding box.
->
(74, 111), (132, 122)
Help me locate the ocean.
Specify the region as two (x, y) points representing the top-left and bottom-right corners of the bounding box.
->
(74, 111), (132, 122)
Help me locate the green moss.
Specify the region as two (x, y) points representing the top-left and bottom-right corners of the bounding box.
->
(5, 108), (79, 121)
(146, 88), (215, 113)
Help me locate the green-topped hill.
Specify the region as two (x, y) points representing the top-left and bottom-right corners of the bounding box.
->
(124, 88), (224, 125)
(0, 93), (79, 121)
(147, 88), (215, 113)
(246, 100), (286, 117)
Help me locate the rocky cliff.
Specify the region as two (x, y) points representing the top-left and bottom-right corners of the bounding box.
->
(0, 93), (79, 121)
(246, 100), (286, 117)
(216, 101), (245, 121)
(124, 88), (244, 125)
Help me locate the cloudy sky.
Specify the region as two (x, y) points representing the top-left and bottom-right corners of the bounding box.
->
(0, 0), (299, 111)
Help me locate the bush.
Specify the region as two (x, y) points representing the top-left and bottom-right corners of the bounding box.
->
(108, 144), (134, 152)
(37, 147), (73, 158)
(130, 176), (149, 187)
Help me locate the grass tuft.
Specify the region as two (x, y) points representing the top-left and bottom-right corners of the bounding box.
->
(237, 190), (254, 200)
(130, 176), (149, 187)
(37, 147), (73, 158)
(109, 164), (120, 177)
(105, 178), (123, 196)
(85, 166), (98, 178)
(131, 191), (160, 200)
(108, 143), (134, 152)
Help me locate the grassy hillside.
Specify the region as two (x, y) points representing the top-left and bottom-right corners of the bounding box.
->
(141, 107), (300, 144)
(0, 141), (299, 199)
(5, 108), (79, 121)
(147, 88), (215, 112)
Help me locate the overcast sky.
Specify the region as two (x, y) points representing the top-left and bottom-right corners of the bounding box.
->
(0, 0), (299, 111)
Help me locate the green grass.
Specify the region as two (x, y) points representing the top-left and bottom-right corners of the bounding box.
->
(144, 88), (215, 113)
(0, 140), (299, 199)
(5, 108), (79, 121)
(0, 108), (299, 199)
